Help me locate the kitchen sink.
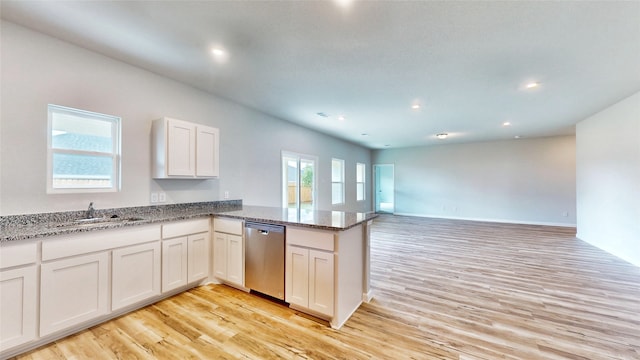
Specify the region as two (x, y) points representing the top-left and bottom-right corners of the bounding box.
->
(55, 217), (146, 228)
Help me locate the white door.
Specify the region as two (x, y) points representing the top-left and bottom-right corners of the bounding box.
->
(188, 232), (210, 282)
(195, 126), (219, 177)
(308, 249), (334, 316)
(167, 119), (195, 176)
(213, 232), (228, 280)
(285, 245), (309, 307)
(40, 252), (109, 336)
(112, 242), (161, 311)
(226, 234), (244, 286)
(162, 237), (188, 292)
(0, 265), (37, 349)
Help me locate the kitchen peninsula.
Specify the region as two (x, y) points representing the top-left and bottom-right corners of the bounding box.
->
(0, 202), (377, 358)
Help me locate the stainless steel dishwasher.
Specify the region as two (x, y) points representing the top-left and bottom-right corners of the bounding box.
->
(244, 222), (285, 300)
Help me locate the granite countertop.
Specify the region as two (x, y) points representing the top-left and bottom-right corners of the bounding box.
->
(216, 205), (377, 231)
(0, 201), (377, 243)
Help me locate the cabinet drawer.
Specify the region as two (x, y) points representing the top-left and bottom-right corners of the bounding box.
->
(0, 241), (37, 269)
(214, 217), (243, 235)
(42, 225), (161, 261)
(287, 227), (335, 251)
(162, 218), (210, 239)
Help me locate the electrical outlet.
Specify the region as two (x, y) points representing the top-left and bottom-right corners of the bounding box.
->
(453, 206), (458, 212)
(224, 191), (230, 199)
(150, 192), (158, 203)
(158, 192), (166, 202)
(562, 211), (568, 217)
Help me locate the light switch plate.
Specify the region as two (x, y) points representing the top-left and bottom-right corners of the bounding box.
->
(158, 192), (166, 202)
(150, 193), (158, 203)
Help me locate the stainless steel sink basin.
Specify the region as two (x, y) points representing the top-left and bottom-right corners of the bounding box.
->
(55, 217), (146, 228)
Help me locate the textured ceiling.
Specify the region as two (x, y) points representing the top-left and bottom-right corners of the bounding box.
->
(2, 1), (639, 149)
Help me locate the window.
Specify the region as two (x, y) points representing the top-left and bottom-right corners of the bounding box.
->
(356, 162), (366, 201)
(331, 158), (345, 205)
(282, 151), (316, 212)
(47, 104), (121, 193)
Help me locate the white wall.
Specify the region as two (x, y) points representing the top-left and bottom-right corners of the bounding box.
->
(0, 21), (371, 215)
(576, 92), (640, 267)
(372, 136), (577, 226)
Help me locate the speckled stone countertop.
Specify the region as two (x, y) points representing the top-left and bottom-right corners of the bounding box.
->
(0, 201), (241, 243)
(216, 205), (377, 231)
(0, 201), (377, 243)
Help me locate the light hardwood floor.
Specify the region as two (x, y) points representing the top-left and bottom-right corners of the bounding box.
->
(12, 215), (640, 359)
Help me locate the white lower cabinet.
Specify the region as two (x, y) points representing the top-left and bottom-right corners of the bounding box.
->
(308, 249), (335, 315)
(188, 232), (210, 282)
(285, 224), (365, 329)
(162, 237), (188, 292)
(226, 234), (244, 285)
(112, 242), (161, 311)
(38, 224), (161, 339)
(213, 217), (244, 287)
(40, 252), (110, 337)
(285, 245), (334, 317)
(0, 241), (38, 351)
(0, 265), (37, 350)
(161, 218), (211, 293)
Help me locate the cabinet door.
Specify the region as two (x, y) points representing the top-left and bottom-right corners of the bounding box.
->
(167, 119), (195, 176)
(213, 232), (227, 280)
(195, 126), (219, 177)
(40, 252), (109, 336)
(285, 245), (309, 307)
(112, 242), (161, 311)
(1, 265), (37, 350)
(308, 249), (334, 316)
(162, 237), (188, 292)
(188, 232), (210, 283)
(226, 234), (244, 286)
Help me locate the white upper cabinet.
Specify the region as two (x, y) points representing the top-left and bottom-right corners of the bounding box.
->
(152, 117), (219, 179)
(195, 126), (219, 177)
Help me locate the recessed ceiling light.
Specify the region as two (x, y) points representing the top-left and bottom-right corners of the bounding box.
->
(361, 133), (368, 136)
(334, 0), (353, 8)
(210, 47), (229, 63)
(316, 112), (329, 118)
(436, 133), (448, 139)
(411, 104), (420, 110)
(211, 48), (226, 56)
(503, 121), (511, 126)
(525, 82), (540, 89)
(384, 144), (391, 147)
(514, 135), (521, 139)
(338, 115), (345, 121)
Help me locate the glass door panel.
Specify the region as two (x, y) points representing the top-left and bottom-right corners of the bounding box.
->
(374, 164), (394, 213)
(282, 152), (316, 211)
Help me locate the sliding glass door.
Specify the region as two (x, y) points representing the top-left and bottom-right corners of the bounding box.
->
(282, 151), (316, 211)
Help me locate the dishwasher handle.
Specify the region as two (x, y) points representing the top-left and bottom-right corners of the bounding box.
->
(245, 221), (285, 234)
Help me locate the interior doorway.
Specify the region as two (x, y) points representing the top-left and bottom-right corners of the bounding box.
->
(374, 164), (394, 213)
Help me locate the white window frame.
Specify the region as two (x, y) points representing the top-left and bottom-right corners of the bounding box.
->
(281, 151), (318, 211)
(331, 158), (345, 205)
(47, 104), (121, 194)
(356, 162), (366, 202)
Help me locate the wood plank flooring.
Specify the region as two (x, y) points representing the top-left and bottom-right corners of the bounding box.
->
(12, 215), (640, 359)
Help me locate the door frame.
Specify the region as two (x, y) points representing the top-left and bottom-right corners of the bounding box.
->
(373, 164), (394, 214)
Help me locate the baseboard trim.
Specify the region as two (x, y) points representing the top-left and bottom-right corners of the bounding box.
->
(391, 212), (577, 228)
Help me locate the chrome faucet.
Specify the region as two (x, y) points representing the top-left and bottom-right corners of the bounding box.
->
(86, 202), (96, 219)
